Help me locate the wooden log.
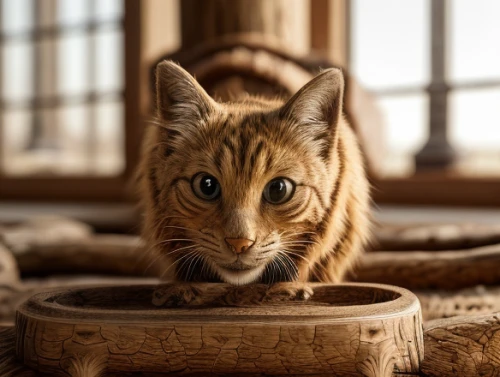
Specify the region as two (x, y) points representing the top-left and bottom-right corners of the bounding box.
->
(8, 234), (500, 291)
(15, 283), (423, 376)
(355, 244), (500, 290)
(421, 313), (500, 376)
(373, 222), (500, 251)
(5, 217), (500, 290)
(0, 216), (161, 277)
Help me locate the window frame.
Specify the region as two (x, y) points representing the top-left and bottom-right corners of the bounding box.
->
(311, 0), (500, 207)
(0, 0), (141, 202)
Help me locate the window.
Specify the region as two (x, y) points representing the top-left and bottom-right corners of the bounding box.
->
(351, 0), (500, 178)
(0, 0), (141, 201)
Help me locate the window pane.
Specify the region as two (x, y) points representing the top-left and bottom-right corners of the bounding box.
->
(378, 93), (429, 176)
(93, 0), (124, 22)
(450, 88), (500, 150)
(57, 33), (89, 96)
(2, 108), (64, 175)
(1, 0), (33, 34)
(94, 100), (124, 175)
(36, 38), (58, 98)
(449, 0), (500, 83)
(2, 42), (34, 102)
(1, 110), (32, 174)
(57, 0), (89, 26)
(94, 29), (124, 92)
(351, 0), (430, 90)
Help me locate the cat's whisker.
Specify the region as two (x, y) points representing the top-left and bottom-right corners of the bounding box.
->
(162, 225), (220, 248)
(281, 249), (312, 264)
(162, 225), (196, 232)
(157, 238), (196, 245)
(279, 253), (296, 278)
(198, 244), (222, 255)
(161, 244), (200, 257)
(196, 237), (220, 248)
(276, 252), (299, 281)
(280, 240), (319, 246)
(177, 250), (202, 281)
(142, 252), (167, 275)
(186, 253), (203, 281)
(160, 249), (200, 279)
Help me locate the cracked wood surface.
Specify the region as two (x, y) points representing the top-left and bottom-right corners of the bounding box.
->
(15, 283), (423, 376)
(421, 313), (500, 377)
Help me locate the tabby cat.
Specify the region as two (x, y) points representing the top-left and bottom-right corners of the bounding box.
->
(140, 61), (370, 296)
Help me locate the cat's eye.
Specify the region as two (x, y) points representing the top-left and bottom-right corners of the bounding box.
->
(191, 173), (221, 201)
(263, 178), (295, 204)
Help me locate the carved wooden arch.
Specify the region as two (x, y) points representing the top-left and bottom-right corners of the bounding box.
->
(150, 34), (384, 176)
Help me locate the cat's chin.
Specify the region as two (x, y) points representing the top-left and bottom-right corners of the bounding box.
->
(212, 264), (266, 286)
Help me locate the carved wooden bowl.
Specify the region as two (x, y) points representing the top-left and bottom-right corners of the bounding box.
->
(16, 283), (422, 376)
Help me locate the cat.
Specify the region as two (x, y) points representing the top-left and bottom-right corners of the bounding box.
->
(139, 61), (371, 304)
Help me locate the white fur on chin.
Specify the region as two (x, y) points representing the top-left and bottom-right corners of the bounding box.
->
(212, 263), (266, 286)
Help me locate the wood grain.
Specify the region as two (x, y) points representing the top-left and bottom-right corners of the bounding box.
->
(373, 222), (500, 251)
(422, 313), (500, 376)
(15, 283), (423, 376)
(6, 217), (500, 291)
(355, 244), (500, 290)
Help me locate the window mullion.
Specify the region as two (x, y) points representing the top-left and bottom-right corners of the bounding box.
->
(415, 0), (457, 170)
(27, 0), (59, 152)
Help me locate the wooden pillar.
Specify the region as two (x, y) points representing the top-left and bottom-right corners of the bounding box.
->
(28, 0), (59, 151)
(310, 0), (350, 67)
(179, 0), (310, 54)
(415, 0), (457, 170)
(0, 0), (3, 174)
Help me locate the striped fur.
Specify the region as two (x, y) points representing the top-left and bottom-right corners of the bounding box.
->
(139, 61), (371, 286)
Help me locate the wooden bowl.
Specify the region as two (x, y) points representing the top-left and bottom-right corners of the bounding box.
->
(16, 283), (422, 376)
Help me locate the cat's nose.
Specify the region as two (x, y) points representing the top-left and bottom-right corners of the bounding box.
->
(225, 238), (255, 254)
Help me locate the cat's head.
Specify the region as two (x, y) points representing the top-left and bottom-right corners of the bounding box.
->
(145, 61), (345, 285)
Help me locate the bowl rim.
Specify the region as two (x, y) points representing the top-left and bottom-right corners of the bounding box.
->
(16, 282), (420, 326)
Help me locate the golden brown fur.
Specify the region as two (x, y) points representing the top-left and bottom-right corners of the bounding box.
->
(139, 61), (371, 288)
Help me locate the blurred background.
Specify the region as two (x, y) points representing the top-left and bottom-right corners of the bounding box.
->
(1, 0), (500, 339)
(0, 0), (499, 230)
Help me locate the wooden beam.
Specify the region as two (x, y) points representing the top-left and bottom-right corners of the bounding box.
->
(373, 174), (500, 207)
(414, 0), (457, 170)
(310, 0), (350, 67)
(180, 0), (310, 54)
(123, 0), (143, 178)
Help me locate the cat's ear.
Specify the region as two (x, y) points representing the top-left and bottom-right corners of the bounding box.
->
(280, 68), (344, 132)
(155, 60), (217, 122)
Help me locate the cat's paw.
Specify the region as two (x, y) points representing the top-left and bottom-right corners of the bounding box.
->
(220, 284), (269, 306)
(263, 282), (314, 303)
(152, 283), (201, 307)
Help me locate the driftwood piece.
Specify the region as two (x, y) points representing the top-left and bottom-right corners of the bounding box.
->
(0, 216), (157, 276)
(4, 217), (500, 291)
(421, 313), (500, 376)
(374, 222), (500, 251)
(16, 283), (423, 377)
(356, 244), (500, 290)
(0, 216), (92, 254)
